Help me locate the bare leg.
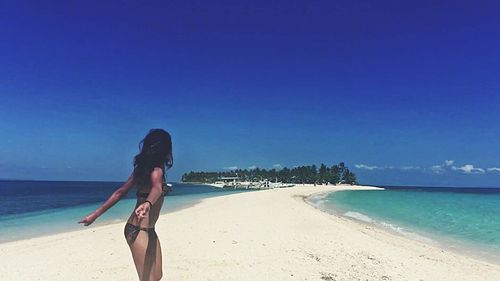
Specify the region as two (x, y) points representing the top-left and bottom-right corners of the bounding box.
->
(126, 229), (162, 280)
(155, 236), (163, 279)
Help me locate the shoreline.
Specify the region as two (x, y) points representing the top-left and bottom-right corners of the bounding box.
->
(0, 184), (253, 245)
(1, 184), (500, 280)
(302, 186), (500, 266)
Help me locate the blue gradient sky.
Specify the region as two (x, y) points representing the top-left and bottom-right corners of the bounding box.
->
(1, 1), (499, 186)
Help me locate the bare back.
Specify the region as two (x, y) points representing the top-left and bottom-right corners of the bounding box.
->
(126, 181), (167, 228)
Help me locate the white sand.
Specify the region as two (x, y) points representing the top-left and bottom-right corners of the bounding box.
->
(1, 185), (500, 281)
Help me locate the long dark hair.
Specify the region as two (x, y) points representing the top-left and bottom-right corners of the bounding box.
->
(132, 129), (173, 188)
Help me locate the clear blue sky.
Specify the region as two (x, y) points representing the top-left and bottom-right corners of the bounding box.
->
(1, 1), (499, 186)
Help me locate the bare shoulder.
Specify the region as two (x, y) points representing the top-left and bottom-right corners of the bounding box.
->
(150, 167), (164, 182)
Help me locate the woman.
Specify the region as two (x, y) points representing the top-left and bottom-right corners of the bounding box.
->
(78, 128), (173, 281)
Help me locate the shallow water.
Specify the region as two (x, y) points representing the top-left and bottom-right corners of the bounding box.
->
(0, 180), (254, 243)
(308, 187), (500, 261)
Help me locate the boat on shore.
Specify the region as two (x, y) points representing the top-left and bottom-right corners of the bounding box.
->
(206, 178), (295, 190)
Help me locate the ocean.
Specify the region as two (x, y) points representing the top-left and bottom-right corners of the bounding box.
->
(307, 186), (500, 261)
(0, 180), (255, 244)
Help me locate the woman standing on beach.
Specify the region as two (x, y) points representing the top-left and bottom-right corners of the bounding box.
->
(78, 128), (173, 281)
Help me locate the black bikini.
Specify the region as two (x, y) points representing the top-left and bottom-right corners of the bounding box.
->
(124, 181), (171, 245)
(136, 180), (171, 198)
(124, 223), (157, 245)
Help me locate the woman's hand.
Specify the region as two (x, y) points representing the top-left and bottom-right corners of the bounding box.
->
(135, 202), (151, 220)
(78, 212), (98, 226)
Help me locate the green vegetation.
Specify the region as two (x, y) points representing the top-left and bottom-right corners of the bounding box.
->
(182, 162), (357, 185)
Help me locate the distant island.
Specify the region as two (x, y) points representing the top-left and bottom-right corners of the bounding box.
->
(182, 162), (357, 188)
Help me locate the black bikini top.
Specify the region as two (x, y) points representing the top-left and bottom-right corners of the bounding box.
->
(136, 181), (170, 199)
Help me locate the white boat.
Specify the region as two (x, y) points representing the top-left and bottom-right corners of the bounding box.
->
(209, 177), (294, 190)
(259, 180), (295, 189)
(207, 182), (225, 188)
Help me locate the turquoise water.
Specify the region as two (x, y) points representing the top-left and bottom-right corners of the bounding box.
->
(0, 181), (255, 243)
(0, 194), (216, 243)
(308, 189), (500, 260)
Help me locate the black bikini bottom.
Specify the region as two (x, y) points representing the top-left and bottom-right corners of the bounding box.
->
(124, 222), (157, 245)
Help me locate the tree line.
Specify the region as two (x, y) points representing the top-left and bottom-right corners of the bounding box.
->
(181, 162), (357, 184)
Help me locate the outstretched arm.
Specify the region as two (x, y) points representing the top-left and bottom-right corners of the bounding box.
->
(78, 172), (135, 226)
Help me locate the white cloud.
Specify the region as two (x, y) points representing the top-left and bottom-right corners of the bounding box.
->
(452, 164), (485, 174)
(355, 164), (418, 171)
(400, 166), (421, 171)
(223, 166), (238, 170)
(430, 165), (445, 174)
(248, 165), (257, 170)
(355, 161), (491, 176)
(272, 164), (283, 170)
(427, 161), (488, 175)
(355, 164), (380, 170)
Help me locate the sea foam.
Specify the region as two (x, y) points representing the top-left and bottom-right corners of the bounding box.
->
(316, 188), (500, 262)
(343, 211), (373, 223)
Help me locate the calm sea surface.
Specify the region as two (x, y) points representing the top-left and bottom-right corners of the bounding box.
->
(0, 180), (255, 243)
(307, 186), (500, 261)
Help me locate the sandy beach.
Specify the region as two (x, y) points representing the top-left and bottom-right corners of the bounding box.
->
(1, 184), (500, 281)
